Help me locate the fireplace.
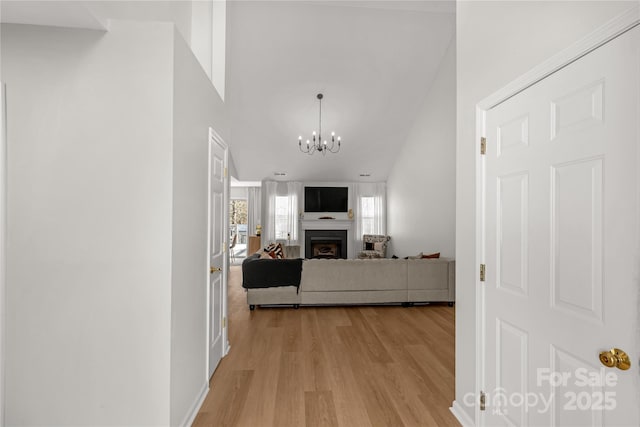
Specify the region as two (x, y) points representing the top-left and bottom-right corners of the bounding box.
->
(305, 229), (347, 259)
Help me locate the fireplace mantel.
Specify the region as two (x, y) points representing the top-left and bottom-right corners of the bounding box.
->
(300, 219), (352, 231)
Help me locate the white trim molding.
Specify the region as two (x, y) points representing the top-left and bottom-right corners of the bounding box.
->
(478, 4), (640, 110)
(300, 219), (353, 231)
(451, 400), (476, 427)
(179, 382), (208, 427)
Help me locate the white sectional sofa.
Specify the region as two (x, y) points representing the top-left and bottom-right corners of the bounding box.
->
(244, 257), (455, 309)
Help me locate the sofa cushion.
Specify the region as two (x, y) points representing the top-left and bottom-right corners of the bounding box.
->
(407, 258), (455, 303)
(302, 259), (407, 292)
(407, 259), (450, 290)
(247, 286), (301, 305)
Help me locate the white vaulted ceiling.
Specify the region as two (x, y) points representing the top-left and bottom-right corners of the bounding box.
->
(1, 0), (455, 183)
(226, 0), (455, 182)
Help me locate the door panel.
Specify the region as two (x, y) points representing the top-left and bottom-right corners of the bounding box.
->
(496, 319), (529, 426)
(497, 171), (528, 295)
(483, 26), (639, 426)
(551, 158), (603, 321)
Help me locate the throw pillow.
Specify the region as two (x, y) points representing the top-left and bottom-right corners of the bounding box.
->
(272, 243), (285, 259)
(408, 252), (423, 260)
(422, 252), (441, 259)
(259, 251), (273, 259)
(263, 242), (286, 259)
(264, 242), (278, 253)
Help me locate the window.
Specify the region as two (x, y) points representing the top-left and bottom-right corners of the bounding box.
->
(229, 199), (248, 244)
(360, 196), (375, 235)
(264, 181), (301, 243)
(354, 183), (386, 241)
(274, 196), (290, 240)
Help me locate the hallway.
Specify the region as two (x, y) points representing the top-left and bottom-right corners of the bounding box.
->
(194, 266), (459, 426)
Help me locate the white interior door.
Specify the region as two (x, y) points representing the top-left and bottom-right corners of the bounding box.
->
(482, 25), (639, 426)
(208, 128), (228, 379)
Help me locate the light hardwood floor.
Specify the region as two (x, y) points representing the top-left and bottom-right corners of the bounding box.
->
(194, 265), (459, 427)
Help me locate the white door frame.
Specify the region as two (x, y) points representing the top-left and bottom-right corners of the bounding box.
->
(1, 83), (7, 427)
(473, 6), (640, 425)
(205, 127), (230, 381)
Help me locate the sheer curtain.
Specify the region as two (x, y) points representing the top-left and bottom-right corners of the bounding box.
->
(247, 186), (261, 238)
(371, 182), (387, 235)
(286, 181), (302, 245)
(353, 182), (387, 250)
(262, 181), (302, 245)
(262, 181), (277, 243)
(353, 184), (364, 250)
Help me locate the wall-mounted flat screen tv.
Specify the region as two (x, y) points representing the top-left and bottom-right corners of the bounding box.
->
(304, 187), (348, 212)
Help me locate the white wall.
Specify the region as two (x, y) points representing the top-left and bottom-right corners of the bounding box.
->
(230, 187), (248, 199)
(170, 27), (228, 427)
(386, 39), (456, 259)
(2, 21), (176, 425)
(189, 0), (227, 100)
(455, 0), (637, 422)
(211, 0), (227, 101)
(1, 84), (6, 427)
(190, 0), (213, 80)
(87, 0), (193, 42)
(88, 0), (227, 99)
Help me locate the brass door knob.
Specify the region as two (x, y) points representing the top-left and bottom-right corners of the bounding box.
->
(210, 266), (222, 274)
(599, 348), (631, 370)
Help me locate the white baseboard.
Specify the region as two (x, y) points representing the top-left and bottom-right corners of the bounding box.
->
(450, 400), (475, 427)
(179, 382), (209, 427)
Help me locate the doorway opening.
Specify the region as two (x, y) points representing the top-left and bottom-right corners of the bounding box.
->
(229, 199), (248, 265)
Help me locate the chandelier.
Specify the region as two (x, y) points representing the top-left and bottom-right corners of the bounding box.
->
(298, 93), (341, 155)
